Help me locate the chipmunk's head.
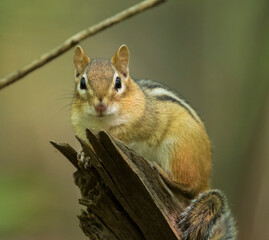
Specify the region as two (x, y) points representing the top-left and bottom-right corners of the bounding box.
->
(71, 45), (144, 134)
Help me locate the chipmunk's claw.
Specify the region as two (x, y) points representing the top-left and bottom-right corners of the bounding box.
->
(77, 150), (91, 169)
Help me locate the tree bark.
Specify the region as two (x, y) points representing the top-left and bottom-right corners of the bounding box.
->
(50, 129), (183, 240)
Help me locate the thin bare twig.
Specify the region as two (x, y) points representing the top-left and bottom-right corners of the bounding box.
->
(0, 0), (167, 90)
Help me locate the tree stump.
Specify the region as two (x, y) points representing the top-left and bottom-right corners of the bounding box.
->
(50, 129), (184, 240)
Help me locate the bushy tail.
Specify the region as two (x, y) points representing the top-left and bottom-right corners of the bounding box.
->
(178, 190), (237, 240)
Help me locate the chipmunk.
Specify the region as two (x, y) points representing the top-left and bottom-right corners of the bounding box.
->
(71, 45), (237, 239)
(71, 44), (211, 198)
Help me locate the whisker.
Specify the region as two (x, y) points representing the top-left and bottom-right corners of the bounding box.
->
(59, 103), (72, 112)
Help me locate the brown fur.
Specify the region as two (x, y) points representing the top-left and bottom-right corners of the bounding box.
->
(72, 45), (211, 198)
(87, 59), (114, 97)
(71, 45), (237, 240)
(178, 190), (237, 240)
(73, 46), (90, 75)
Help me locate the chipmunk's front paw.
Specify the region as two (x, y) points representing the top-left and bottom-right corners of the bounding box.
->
(77, 150), (91, 169)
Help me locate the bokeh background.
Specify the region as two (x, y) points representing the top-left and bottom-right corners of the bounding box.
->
(0, 0), (268, 239)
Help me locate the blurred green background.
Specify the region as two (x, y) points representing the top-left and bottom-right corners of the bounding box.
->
(0, 0), (268, 239)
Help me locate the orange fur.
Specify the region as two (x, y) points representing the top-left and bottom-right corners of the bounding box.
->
(170, 117), (212, 195)
(71, 45), (212, 198)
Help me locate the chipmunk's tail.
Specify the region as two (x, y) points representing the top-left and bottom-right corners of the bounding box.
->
(178, 190), (237, 240)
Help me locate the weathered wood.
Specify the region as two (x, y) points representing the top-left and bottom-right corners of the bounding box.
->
(50, 141), (79, 169)
(51, 129), (183, 239)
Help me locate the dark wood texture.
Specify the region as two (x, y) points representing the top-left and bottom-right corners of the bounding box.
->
(50, 129), (183, 240)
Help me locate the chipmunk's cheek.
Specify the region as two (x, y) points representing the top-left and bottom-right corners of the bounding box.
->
(84, 104), (96, 116)
(106, 103), (119, 116)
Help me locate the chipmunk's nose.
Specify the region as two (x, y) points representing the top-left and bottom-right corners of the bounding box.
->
(94, 103), (107, 116)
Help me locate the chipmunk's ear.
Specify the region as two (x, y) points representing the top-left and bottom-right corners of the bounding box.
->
(111, 45), (129, 77)
(73, 46), (90, 76)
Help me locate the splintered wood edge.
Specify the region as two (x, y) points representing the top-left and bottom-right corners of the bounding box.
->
(85, 129), (180, 239)
(50, 130), (182, 239)
(72, 135), (147, 240)
(74, 135), (124, 197)
(49, 141), (79, 169)
(96, 130), (182, 239)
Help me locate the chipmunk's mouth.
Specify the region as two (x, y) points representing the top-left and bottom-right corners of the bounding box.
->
(85, 103), (118, 118)
(95, 103), (118, 118)
(97, 113), (105, 117)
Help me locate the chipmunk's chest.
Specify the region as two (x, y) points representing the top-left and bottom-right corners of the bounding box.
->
(72, 111), (129, 138)
(72, 111), (173, 173)
(127, 138), (173, 173)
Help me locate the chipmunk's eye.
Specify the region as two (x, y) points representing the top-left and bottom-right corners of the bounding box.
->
(115, 76), (122, 91)
(80, 77), (87, 90)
